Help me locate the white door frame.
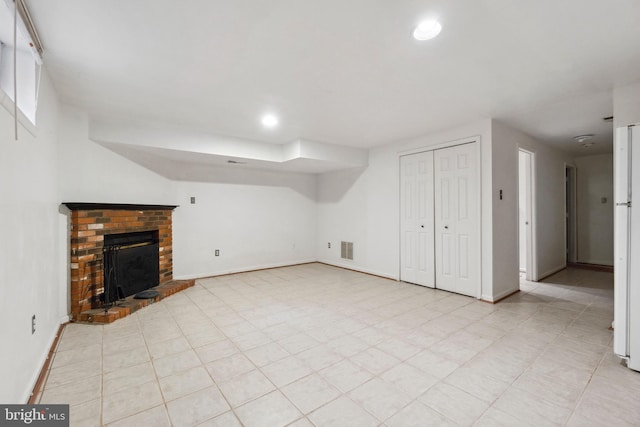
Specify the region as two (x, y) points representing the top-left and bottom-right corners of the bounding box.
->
(564, 163), (578, 265)
(398, 135), (482, 298)
(518, 148), (537, 282)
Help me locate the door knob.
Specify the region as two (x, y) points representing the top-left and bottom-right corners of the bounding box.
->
(444, 225), (449, 229)
(421, 225), (425, 228)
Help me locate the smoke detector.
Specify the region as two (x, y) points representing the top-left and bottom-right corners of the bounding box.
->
(574, 134), (595, 147)
(574, 134), (593, 143)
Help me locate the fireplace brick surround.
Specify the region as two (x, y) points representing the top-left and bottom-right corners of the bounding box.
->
(63, 203), (194, 323)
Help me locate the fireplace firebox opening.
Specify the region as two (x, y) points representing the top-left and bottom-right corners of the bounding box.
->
(103, 230), (160, 307)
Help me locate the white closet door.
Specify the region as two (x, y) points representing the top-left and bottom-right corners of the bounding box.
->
(614, 126), (631, 358)
(434, 142), (480, 296)
(627, 125), (640, 371)
(400, 151), (435, 287)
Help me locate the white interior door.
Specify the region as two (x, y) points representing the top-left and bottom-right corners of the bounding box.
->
(518, 151), (528, 273)
(565, 165), (577, 265)
(614, 126), (631, 358)
(434, 142), (481, 297)
(519, 149), (534, 280)
(400, 151), (435, 287)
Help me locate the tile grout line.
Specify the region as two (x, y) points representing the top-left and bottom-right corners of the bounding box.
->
(185, 276), (295, 426)
(36, 265), (617, 426)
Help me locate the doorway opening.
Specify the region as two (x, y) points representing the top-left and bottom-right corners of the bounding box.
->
(518, 149), (536, 281)
(565, 164), (577, 264)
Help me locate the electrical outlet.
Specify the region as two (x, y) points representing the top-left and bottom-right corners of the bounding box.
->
(215, 249), (220, 256)
(328, 242), (331, 249)
(190, 196), (196, 204)
(31, 315), (36, 335)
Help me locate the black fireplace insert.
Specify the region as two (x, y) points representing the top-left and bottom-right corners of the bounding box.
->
(103, 230), (159, 305)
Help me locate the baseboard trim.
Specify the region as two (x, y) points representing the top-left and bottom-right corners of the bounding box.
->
(174, 259), (318, 280)
(316, 260), (397, 281)
(568, 262), (614, 273)
(176, 260), (398, 284)
(481, 288), (520, 304)
(28, 322), (67, 404)
(538, 264), (567, 282)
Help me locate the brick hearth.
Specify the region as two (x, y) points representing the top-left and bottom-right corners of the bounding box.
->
(74, 279), (194, 323)
(63, 203), (193, 323)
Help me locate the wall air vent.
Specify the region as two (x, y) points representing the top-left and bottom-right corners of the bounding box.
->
(341, 241), (353, 260)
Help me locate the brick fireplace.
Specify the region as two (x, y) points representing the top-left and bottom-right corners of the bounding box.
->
(63, 203), (193, 323)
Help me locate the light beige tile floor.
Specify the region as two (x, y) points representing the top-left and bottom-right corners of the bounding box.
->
(37, 263), (640, 426)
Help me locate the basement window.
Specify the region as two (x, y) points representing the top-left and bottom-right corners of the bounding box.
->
(0, 0), (42, 126)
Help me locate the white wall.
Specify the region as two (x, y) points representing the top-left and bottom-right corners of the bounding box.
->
(489, 122), (521, 298)
(172, 170), (317, 279)
(0, 71), (65, 403)
(574, 154), (614, 265)
(491, 121), (574, 288)
(316, 119), (497, 298)
(58, 107), (176, 204)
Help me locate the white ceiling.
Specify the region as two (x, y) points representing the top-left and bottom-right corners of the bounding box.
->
(27, 0), (640, 159)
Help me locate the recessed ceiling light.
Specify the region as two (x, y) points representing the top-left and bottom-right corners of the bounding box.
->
(413, 19), (442, 41)
(261, 114), (279, 128)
